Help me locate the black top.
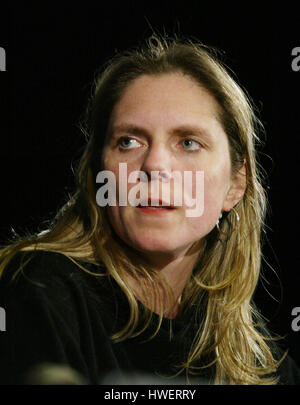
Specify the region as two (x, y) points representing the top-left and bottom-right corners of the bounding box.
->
(0, 250), (299, 385)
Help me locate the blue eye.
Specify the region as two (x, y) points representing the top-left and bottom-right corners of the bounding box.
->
(119, 136), (141, 149)
(182, 139), (202, 151)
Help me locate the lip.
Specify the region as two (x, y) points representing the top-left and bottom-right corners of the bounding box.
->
(137, 198), (175, 209)
(136, 206), (175, 215)
(136, 198), (176, 215)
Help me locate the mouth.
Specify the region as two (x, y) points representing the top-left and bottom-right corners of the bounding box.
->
(137, 198), (176, 209)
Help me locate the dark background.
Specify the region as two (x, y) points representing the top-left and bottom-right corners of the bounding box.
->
(0, 4), (299, 365)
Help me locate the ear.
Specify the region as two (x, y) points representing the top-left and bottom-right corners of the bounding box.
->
(222, 159), (247, 212)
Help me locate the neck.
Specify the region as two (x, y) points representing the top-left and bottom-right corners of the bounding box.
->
(128, 240), (202, 319)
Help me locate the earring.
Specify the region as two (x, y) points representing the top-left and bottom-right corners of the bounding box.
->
(216, 213), (223, 232)
(231, 207), (240, 224)
(216, 207), (240, 235)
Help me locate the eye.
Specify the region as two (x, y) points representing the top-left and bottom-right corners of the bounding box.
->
(118, 136), (142, 150)
(181, 138), (202, 151)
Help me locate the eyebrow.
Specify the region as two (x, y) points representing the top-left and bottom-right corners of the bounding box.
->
(111, 123), (213, 141)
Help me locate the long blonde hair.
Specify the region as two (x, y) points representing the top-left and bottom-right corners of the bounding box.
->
(0, 34), (286, 384)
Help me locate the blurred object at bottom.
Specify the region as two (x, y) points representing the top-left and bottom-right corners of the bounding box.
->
(22, 363), (89, 385)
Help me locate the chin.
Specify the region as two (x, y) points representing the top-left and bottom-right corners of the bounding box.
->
(131, 236), (179, 254)
(136, 242), (175, 253)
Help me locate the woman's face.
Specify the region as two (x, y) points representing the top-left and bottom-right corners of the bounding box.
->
(102, 72), (243, 258)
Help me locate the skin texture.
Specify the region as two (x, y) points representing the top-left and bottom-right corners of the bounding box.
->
(102, 72), (246, 316)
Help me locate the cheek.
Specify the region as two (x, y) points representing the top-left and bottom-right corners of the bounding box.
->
(106, 206), (122, 235)
(203, 168), (230, 218)
(102, 159), (138, 209)
(185, 163), (231, 232)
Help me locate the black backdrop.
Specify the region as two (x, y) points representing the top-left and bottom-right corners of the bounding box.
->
(0, 4), (299, 367)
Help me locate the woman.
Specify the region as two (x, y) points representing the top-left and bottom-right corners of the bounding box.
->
(0, 34), (299, 385)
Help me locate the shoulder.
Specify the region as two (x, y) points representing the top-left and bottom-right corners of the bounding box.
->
(0, 249), (111, 307)
(1, 249), (102, 285)
(0, 250), (116, 384)
(0, 249), (122, 337)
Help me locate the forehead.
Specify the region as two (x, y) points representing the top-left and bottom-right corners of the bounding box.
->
(110, 72), (221, 125)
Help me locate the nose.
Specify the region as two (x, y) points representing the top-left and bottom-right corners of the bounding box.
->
(140, 141), (172, 181)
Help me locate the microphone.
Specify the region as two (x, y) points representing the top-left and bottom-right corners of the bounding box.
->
(22, 363), (89, 385)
